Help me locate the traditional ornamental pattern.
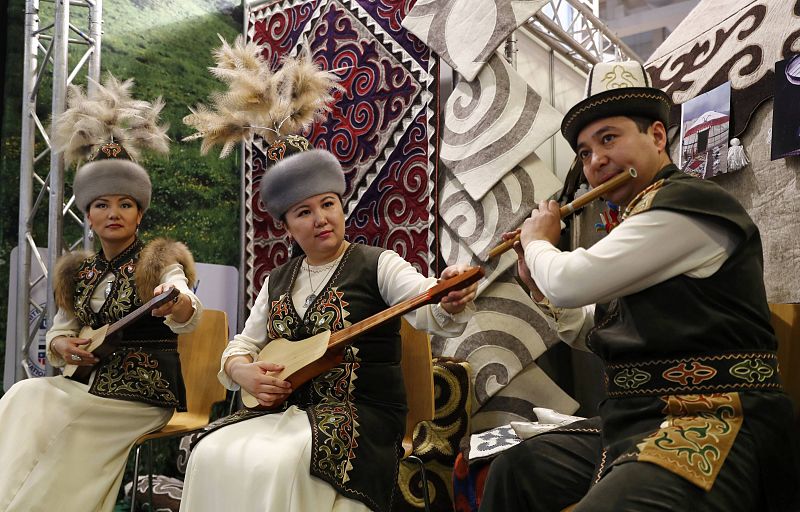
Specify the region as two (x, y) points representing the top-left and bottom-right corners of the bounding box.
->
(74, 240), (142, 329)
(92, 349), (179, 406)
(729, 358), (775, 383)
(605, 352), (783, 398)
(600, 64), (639, 89)
(244, 0), (439, 305)
(662, 361), (717, 386)
(621, 178), (666, 220)
(646, 0), (800, 137)
(310, 347), (362, 485)
(612, 367), (651, 390)
(635, 393), (743, 491)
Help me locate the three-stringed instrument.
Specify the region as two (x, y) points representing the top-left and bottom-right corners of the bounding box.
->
(241, 266), (484, 409)
(486, 168), (638, 259)
(62, 287), (180, 383)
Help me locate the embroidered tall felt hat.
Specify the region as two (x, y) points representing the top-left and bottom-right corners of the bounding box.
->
(259, 135), (346, 220)
(561, 61), (672, 150)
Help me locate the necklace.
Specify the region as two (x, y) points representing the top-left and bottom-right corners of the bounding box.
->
(303, 258), (337, 308)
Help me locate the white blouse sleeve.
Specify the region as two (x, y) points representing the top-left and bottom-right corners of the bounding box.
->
(532, 298), (595, 351)
(218, 276), (272, 390)
(377, 250), (473, 338)
(45, 309), (82, 368)
(524, 209), (739, 308)
(161, 263), (203, 333)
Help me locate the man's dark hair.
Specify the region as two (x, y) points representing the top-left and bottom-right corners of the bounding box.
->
(628, 116), (657, 134)
(626, 115), (673, 161)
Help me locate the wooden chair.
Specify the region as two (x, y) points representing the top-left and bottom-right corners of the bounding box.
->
(771, 303), (800, 427)
(400, 318), (436, 511)
(130, 309), (229, 511)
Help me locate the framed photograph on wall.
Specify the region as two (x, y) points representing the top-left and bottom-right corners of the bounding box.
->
(771, 54), (800, 160)
(679, 82), (731, 179)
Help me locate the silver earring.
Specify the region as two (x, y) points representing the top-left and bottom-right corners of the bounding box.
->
(87, 229), (94, 241)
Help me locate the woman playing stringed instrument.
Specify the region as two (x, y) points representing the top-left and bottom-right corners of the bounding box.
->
(0, 77), (202, 512)
(179, 136), (478, 512)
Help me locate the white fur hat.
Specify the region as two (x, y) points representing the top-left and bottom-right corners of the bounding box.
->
(73, 159), (152, 213)
(259, 148), (345, 219)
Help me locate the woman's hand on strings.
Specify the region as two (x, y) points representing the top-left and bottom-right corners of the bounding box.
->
(229, 359), (293, 408)
(52, 336), (99, 366)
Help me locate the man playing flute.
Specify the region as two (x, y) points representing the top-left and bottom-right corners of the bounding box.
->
(479, 61), (799, 512)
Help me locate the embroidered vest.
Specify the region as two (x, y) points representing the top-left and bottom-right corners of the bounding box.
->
(267, 243), (406, 512)
(266, 243), (405, 408)
(588, 165), (778, 363)
(71, 239), (186, 410)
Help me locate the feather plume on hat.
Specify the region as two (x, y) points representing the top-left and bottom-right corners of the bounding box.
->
(52, 75), (170, 167)
(182, 35), (343, 158)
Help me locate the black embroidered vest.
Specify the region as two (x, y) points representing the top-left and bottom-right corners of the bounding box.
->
(185, 244), (410, 511)
(71, 239), (186, 410)
(267, 243), (406, 511)
(588, 165), (777, 362)
(267, 242), (405, 410)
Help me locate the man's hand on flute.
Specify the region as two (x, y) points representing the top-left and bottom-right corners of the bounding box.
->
(501, 227), (545, 303)
(521, 199), (562, 248)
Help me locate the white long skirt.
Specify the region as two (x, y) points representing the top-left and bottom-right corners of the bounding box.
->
(180, 405), (372, 512)
(0, 376), (173, 512)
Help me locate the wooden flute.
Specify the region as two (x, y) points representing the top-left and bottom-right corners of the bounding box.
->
(486, 167), (637, 259)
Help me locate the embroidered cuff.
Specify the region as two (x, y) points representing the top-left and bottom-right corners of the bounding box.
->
(532, 295), (563, 322)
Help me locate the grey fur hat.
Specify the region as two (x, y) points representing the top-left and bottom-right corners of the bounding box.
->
(259, 148), (345, 219)
(73, 159), (152, 213)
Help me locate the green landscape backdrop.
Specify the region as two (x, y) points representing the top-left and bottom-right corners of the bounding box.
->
(0, 1), (244, 504)
(1, 0), (243, 385)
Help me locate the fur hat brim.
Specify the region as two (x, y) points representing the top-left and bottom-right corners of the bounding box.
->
(74, 159), (152, 213)
(259, 149), (345, 219)
(561, 87), (672, 150)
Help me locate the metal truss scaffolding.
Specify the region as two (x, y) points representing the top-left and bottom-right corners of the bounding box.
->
(14, 0), (102, 382)
(525, 0), (641, 72)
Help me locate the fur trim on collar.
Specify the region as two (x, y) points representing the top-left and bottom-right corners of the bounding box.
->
(135, 238), (197, 302)
(54, 250), (94, 312)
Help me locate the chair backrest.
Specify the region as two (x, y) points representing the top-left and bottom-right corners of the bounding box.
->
(400, 318), (435, 452)
(177, 309), (229, 417)
(771, 304), (800, 419)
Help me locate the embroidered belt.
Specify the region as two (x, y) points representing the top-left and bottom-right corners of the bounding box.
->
(604, 351), (783, 398)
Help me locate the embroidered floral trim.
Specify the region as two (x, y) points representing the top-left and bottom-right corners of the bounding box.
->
(605, 352), (782, 397)
(310, 349), (362, 484)
(74, 239), (143, 328)
(91, 349), (179, 406)
(635, 393), (742, 491)
(621, 178), (666, 220)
